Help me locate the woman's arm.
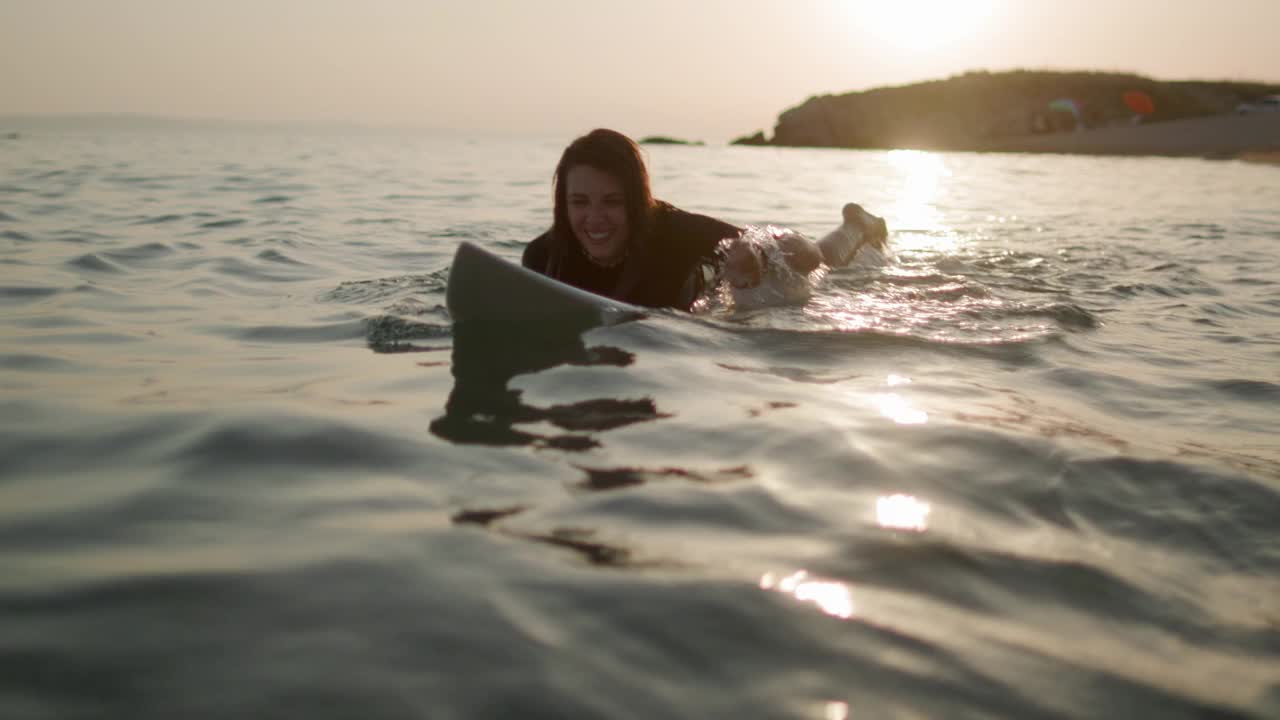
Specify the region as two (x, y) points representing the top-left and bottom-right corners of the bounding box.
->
(721, 231), (823, 289)
(650, 202), (740, 257)
(773, 231), (823, 274)
(521, 230), (551, 271)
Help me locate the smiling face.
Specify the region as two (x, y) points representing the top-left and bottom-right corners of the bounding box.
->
(565, 164), (630, 265)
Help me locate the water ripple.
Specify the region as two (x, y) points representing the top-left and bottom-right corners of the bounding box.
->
(255, 249), (306, 265)
(66, 253), (126, 274)
(175, 417), (427, 474)
(0, 353), (79, 371)
(132, 213), (185, 225)
(102, 243), (175, 263)
(229, 320), (369, 343)
(198, 218), (247, 229)
(0, 286), (60, 302)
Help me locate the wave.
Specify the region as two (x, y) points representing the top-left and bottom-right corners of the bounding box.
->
(131, 213), (186, 225)
(175, 416), (429, 474)
(197, 218), (247, 229)
(102, 242), (175, 263)
(0, 285), (60, 303)
(0, 353), (80, 371)
(1205, 378), (1280, 403)
(225, 320), (370, 343)
(320, 272), (449, 305)
(66, 253), (126, 274)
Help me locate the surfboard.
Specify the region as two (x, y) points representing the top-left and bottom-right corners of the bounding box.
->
(445, 241), (644, 327)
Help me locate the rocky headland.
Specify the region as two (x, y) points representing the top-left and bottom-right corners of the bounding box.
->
(734, 70), (1280, 159)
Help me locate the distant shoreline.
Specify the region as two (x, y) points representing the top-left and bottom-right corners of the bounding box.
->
(977, 113), (1280, 161)
(4, 111), (1277, 164)
(1234, 151), (1280, 166)
(734, 70), (1280, 160)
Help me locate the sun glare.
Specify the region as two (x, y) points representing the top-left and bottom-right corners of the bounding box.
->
(884, 149), (958, 250)
(760, 571), (856, 620)
(854, 0), (996, 52)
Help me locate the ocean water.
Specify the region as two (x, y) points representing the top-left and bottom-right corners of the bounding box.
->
(2, 121), (1278, 719)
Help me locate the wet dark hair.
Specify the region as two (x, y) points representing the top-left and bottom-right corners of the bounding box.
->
(546, 129), (656, 280)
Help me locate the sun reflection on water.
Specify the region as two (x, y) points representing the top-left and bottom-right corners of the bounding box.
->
(886, 149), (957, 252)
(873, 374), (928, 424)
(874, 393), (928, 425)
(759, 570), (855, 620)
(876, 494), (931, 531)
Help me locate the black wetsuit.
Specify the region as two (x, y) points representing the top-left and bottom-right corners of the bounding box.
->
(521, 202), (741, 310)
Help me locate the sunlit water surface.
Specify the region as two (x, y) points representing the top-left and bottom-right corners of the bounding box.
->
(2, 122), (1279, 719)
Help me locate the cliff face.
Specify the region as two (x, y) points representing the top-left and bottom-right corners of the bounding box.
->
(739, 71), (1280, 151)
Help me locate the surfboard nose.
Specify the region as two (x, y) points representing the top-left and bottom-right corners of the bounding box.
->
(446, 240), (642, 329)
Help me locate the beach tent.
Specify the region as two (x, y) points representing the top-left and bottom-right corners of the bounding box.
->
(1123, 90), (1155, 116)
(1048, 98), (1084, 131)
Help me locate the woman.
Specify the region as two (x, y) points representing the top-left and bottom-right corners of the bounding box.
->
(522, 129), (879, 310)
(521, 128), (744, 310)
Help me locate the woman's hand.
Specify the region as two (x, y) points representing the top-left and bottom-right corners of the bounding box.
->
(771, 229), (823, 275)
(724, 229), (826, 289)
(723, 237), (764, 288)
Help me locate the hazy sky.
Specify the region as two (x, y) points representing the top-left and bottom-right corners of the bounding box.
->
(3, 0), (1278, 141)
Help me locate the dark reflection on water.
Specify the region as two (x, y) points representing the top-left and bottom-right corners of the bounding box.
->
(451, 505), (660, 568)
(450, 506), (527, 526)
(573, 464), (754, 492)
(428, 320), (669, 450)
(505, 526), (644, 568)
